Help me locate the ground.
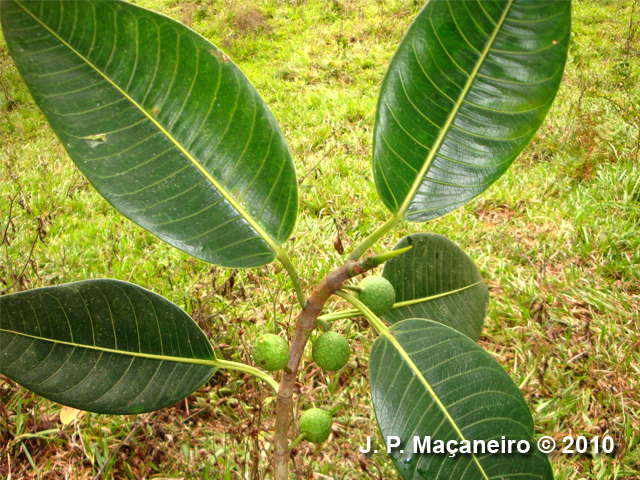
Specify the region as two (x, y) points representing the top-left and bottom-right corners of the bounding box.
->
(0, 0), (639, 479)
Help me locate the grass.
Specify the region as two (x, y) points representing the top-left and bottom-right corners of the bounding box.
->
(1, 0), (639, 478)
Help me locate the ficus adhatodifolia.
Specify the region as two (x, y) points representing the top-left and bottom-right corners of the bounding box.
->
(0, 0), (570, 477)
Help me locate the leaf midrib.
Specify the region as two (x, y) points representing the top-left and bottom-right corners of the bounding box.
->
(392, 281), (481, 308)
(14, 1), (284, 258)
(1, 327), (217, 367)
(396, 0), (515, 220)
(330, 282), (481, 320)
(381, 326), (490, 480)
(343, 292), (491, 480)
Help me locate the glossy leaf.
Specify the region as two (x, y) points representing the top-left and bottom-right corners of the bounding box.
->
(0, 280), (216, 414)
(370, 318), (552, 480)
(1, 0), (297, 268)
(373, 0), (571, 221)
(382, 233), (488, 341)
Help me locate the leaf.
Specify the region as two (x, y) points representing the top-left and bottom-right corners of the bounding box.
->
(373, 0), (571, 221)
(0, 280), (216, 414)
(59, 406), (85, 425)
(370, 318), (552, 480)
(1, 0), (297, 268)
(382, 233), (488, 341)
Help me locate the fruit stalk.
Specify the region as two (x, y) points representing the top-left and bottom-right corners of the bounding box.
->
(288, 433), (306, 451)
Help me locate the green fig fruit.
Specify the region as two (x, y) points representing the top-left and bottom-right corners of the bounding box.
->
(356, 275), (395, 316)
(312, 332), (350, 372)
(299, 408), (332, 443)
(252, 334), (289, 372)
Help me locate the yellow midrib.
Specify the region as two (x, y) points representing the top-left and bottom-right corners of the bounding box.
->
(336, 291), (489, 480)
(344, 293), (492, 479)
(1, 327), (218, 367)
(16, 1), (283, 257)
(325, 282), (481, 318)
(392, 281), (481, 308)
(383, 329), (490, 480)
(396, 0), (515, 221)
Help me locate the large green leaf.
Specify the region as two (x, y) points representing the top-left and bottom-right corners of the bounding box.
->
(370, 318), (552, 480)
(0, 280), (216, 414)
(382, 233), (488, 341)
(1, 0), (297, 268)
(373, 0), (570, 221)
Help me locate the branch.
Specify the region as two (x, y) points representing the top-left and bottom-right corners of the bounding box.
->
(272, 254), (388, 479)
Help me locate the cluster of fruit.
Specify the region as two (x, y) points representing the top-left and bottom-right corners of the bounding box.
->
(252, 276), (395, 445)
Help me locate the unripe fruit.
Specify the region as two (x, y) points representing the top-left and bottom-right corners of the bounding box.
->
(356, 275), (395, 316)
(252, 334), (289, 372)
(312, 332), (350, 372)
(299, 408), (332, 443)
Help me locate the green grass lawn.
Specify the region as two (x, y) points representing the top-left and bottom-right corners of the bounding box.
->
(1, 0), (639, 478)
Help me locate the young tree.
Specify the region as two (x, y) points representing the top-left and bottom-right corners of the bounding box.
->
(0, 0), (571, 477)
